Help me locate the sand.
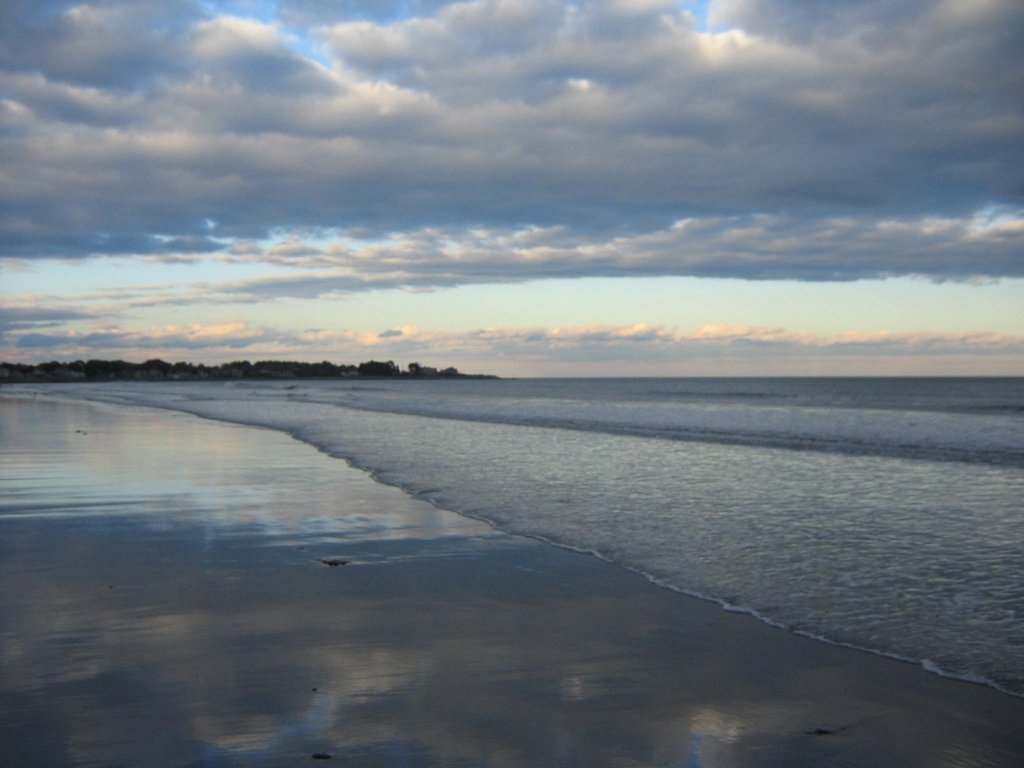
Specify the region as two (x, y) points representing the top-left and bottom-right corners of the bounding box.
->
(2, 394), (1023, 767)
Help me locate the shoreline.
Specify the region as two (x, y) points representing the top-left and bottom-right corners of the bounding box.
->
(7, 386), (1024, 697)
(2, 394), (1024, 765)
(406, 488), (1024, 703)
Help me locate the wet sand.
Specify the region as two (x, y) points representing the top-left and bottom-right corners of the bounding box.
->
(2, 395), (1023, 767)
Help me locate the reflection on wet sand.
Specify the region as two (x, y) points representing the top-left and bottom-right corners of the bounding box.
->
(2, 396), (1023, 767)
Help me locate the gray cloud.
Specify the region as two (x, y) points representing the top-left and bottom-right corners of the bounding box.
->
(710, 0), (1023, 50)
(199, 213), (1024, 302)
(13, 321), (297, 352)
(0, 1), (198, 90)
(1, 0), (1021, 280)
(191, 16), (338, 96)
(0, 304), (92, 339)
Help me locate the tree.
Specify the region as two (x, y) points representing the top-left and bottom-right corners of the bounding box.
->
(357, 360), (399, 377)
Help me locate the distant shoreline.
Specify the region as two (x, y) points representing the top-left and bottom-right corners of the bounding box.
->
(0, 358), (498, 384)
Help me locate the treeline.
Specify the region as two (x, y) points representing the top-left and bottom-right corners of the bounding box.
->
(0, 358), (495, 383)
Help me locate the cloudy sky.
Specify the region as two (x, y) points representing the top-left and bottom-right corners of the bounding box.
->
(2, 0), (1022, 375)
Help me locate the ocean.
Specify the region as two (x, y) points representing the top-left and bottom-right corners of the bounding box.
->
(15, 376), (1024, 697)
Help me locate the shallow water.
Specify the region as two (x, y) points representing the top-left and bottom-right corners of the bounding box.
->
(3, 396), (1024, 767)
(30, 377), (1024, 697)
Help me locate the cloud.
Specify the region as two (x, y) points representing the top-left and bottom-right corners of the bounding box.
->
(0, 302), (92, 338)
(197, 211), (1024, 301)
(463, 323), (1024, 358)
(0, 1), (197, 90)
(279, 1), (458, 26)
(191, 15), (336, 94)
(8, 316), (1020, 373)
(1, 0), (1020, 284)
(710, 0), (1024, 51)
(13, 207), (1005, 336)
(12, 321), (298, 353)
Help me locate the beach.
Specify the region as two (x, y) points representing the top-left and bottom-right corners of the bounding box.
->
(2, 393), (1024, 767)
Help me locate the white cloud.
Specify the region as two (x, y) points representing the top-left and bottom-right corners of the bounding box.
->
(193, 16), (284, 59)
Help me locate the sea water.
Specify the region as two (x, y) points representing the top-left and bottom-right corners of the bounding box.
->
(14, 377), (1024, 696)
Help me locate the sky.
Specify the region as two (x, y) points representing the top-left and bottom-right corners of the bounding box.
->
(1, 0), (1022, 376)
